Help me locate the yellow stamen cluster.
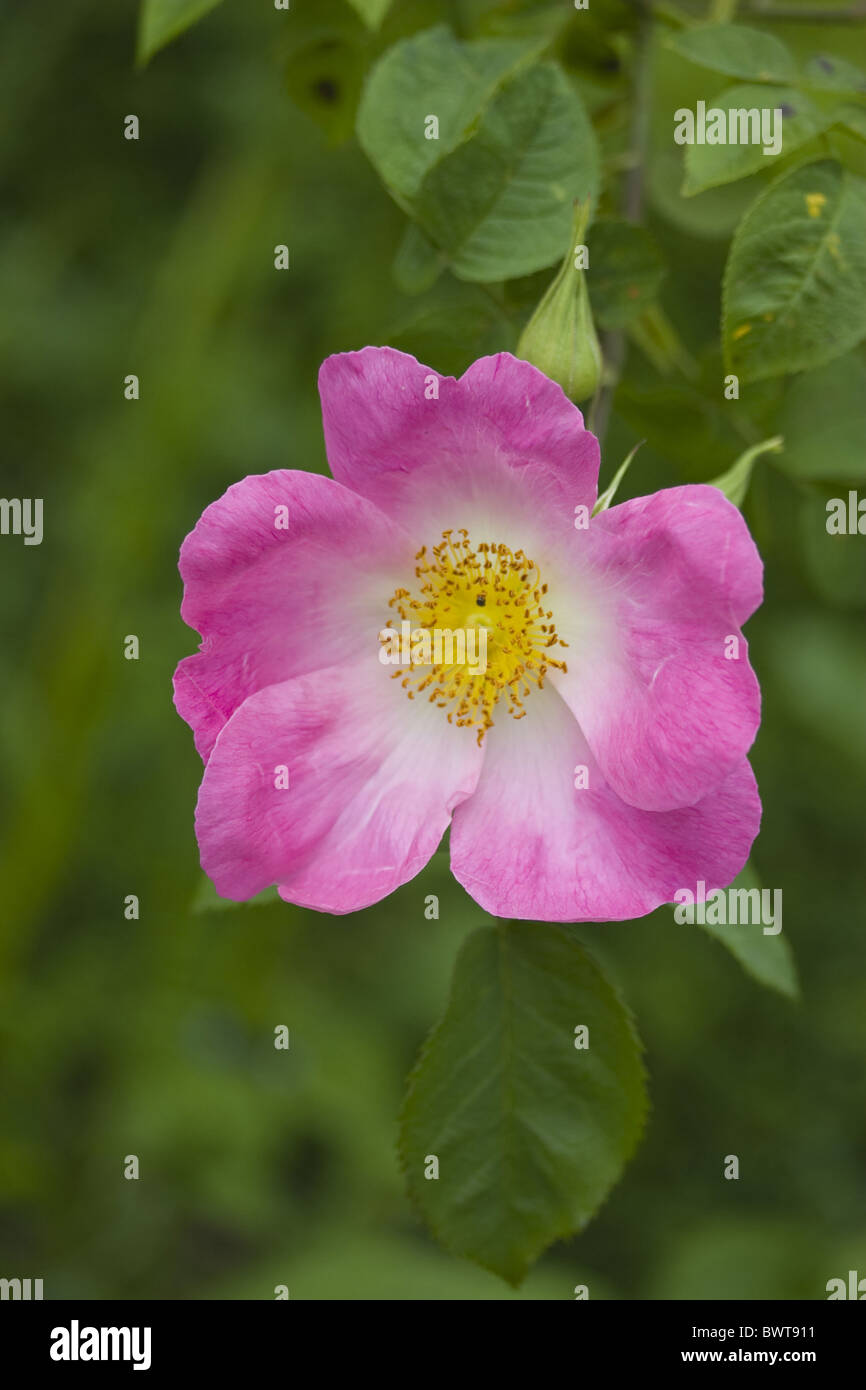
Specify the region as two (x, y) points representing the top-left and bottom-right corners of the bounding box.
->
(383, 528), (567, 746)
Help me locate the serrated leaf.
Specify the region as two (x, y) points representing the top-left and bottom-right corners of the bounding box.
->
(710, 436), (783, 508)
(683, 86), (830, 197)
(723, 159), (866, 382)
(589, 220), (665, 329)
(674, 862), (799, 1000)
(666, 24), (797, 84)
(357, 27), (598, 283)
(345, 0), (394, 29)
(137, 0), (222, 65)
(357, 25), (545, 206)
(415, 62), (599, 282)
(399, 922), (647, 1286)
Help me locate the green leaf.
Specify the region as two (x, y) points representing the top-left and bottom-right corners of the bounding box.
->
(589, 220), (665, 329)
(675, 862), (799, 1000)
(649, 147), (761, 240)
(831, 103), (866, 144)
(683, 86), (830, 197)
(723, 160), (866, 382)
(801, 53), (866, 98)
(666, 25), (797, 84)
(392, 223), (444, 295)
(399, 922), (647, 1285)
(357, 26), (544, 206)
(415, 62), (599, 282)
(778, 350), (866, 482)
(614, 378), (744, 478)
(387, 296), (509, 379)
(357, 27), (598, 283)
(137, 0), (222, 65)
(710, 436), (783, 508)
(345, 0), (394, 29)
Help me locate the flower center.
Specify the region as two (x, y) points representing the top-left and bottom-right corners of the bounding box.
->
(383, 528), (567, 745)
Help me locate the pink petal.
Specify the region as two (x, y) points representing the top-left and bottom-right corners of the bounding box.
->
(450, 687), (761, 922)
(554, 484), (763, 812)
(173, 469), (415, 762)
(195, 662), (484, 913)
(318, 348), (600, 540)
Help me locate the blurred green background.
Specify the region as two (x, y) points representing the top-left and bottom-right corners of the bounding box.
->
(1, 0), (864, 1299)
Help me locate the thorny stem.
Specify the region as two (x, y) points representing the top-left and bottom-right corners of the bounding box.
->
(589, 0), (653, 445)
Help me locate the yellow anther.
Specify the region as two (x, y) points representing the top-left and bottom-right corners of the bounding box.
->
(383, 530), (566, 745)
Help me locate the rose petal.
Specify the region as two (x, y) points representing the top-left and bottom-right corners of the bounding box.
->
(552, 484), (763, 812)
(195, 661), (484, 913)
(318, 348), (600, 543)
(450, 685), (761, 922)
(174, 469), (414, 761)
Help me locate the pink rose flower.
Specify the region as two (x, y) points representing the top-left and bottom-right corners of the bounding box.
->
(174, 349), (762, 921)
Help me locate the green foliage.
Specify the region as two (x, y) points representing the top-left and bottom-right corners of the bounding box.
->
(666, 25), (798, 85)
(710, 436), (783, 508)
(589, 220), (665, 329)
(833, 103), (866, 143)
(11, 0), (866, 1300)
(681, 862), (799, 1000)
(346, 0), (394, 29)
(357, 26), (599, 281)
(682, 87), (831, 197)
(798, 489), (866, 608)
(778, 350), (866, 483)
(282, 4), (371, 147)
(392, 223), (444, 294)
(593, 440), (644, 513)
(192, 875), (280, 913)
(801, 53), (866, 98)
(399, 924), (647, 1285)
(723, 160), (866, 381)
(357, 26), (543, 204)
(137, 0), (223, 64)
